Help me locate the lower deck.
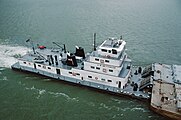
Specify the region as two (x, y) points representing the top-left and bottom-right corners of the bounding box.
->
(11, 62), (150, 100)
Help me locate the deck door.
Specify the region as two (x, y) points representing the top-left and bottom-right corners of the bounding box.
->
(56, 69), (61, 75)
(118, 81), (121, 88)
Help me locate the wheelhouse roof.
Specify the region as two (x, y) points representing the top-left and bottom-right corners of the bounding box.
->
(99, 38), (126, 52)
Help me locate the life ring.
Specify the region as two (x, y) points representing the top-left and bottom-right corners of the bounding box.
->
(95, 77), (98, 80)
(100, 59), (104, 63)
(72, 72), (76, 76)
(107, 55), (111, 58)
(103, 68), (107, 73)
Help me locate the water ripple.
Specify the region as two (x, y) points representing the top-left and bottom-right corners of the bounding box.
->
(24, 85), (79, 102)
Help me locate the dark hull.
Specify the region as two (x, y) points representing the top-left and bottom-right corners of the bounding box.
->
(150, 105), (181, 120)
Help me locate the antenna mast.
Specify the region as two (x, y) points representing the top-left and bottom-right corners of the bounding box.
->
(26, 38), (36, 54)
(63, 44), (66, 53)
(52, 42), (66, 53)
(120, 35), (123, 40)
(93, 33), (96, 51)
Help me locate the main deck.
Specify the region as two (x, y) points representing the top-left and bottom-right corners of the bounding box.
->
(12, 60), (150, 100)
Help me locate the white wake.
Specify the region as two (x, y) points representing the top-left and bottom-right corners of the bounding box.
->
(0, 44), (30, 68)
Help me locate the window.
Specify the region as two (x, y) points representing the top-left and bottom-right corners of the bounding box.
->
(95, 58), (99, 61)
(105, 60), (109, 63)
(96, 67), (100, 70)
(48, 67), (51, 70)
(91, 66), (95, 69)
(69, 72), (72, 74)
(109, 69), (113, 72)
(108, 80), (112, 82)
(88, 76), (92, 78)
(112, 49), (117, 54)
(101, 78), (105, 81)
(43, 66), (46, 69)
(101, 49), (107, 52)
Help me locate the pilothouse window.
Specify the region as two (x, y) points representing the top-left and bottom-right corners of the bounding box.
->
(101, 49), (107, 52)
(112, 49), (117, 54)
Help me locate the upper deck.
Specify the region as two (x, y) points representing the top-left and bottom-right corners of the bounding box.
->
(96, 38), (126, 59)
(100, 38), (126, 50)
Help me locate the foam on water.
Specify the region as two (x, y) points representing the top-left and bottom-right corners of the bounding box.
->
(131, 107), (147, 112)
(0, 68), (5, 71)
(2, 76), (8, 81)
(24, 85), (79, 101)
(0, 76), (8, 81)
(0, 44), (30, 68)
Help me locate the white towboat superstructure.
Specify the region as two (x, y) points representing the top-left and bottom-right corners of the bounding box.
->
(11, 35), (149, 99)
